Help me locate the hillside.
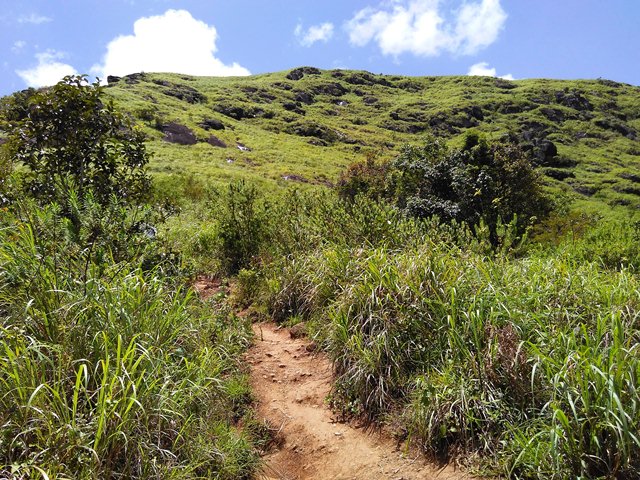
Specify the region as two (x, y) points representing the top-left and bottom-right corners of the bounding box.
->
(101, 67), (640, 212)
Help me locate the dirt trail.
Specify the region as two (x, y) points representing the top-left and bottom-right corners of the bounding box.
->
(248, 322), (473, 480)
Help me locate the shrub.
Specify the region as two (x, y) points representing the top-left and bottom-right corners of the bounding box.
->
(4, 75), (150, 208)
(390, 133), (550, 243)
(214, 181), (270, 274)
(336, 134), (550, 245)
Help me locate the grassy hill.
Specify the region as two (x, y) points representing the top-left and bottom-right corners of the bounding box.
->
(103, 67), (640, 213)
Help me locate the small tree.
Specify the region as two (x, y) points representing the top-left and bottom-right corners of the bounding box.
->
(391, 133), (549, 242)
(336, 133), (550, 245)
(5, 75), (150, 207)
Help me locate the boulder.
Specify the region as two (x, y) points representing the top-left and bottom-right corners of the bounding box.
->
(573, 184), (598, 196)
(162, 122), (197, 145)
(495, 78), (517, 89)
(343, 71), (392, 87)
(539, 107), (567, 123)
(124, 73), (146, 84)
(200, 118), (225, 131)
(294, 91), (315, 105)
(162, 84), (206, 104)
(614, 184), (640, 196)
(543, 168), (575, 181)
(214, 104), (272, 120)
(272, 82), (293, 91)
(310, 82), (348, 97)
(595, 118), (637, 139)
(283, 102), (306, 115)
(106, 75), (121, 85)
(286, 67), (321, 81)
(555, 90), (593, 111)
(207, 135), (227, 148)
(286, 122), (338, 143)
(619, 172), (640, 183)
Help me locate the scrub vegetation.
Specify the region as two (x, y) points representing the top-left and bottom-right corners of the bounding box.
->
(1, 69), (639, 479)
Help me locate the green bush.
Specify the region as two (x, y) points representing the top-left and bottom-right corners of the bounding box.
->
(4, 75), (150, 208)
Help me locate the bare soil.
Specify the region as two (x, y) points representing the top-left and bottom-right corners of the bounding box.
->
(248, 321), (474, 480)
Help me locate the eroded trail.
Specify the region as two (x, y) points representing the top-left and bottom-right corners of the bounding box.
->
(248, 322), (471, 480)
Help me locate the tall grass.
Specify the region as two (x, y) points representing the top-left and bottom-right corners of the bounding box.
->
(214, 184), (640, 479)
(0, 204), (258, 479)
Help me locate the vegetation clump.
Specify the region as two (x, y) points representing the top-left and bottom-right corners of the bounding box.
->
(3, 76), (150, 208)
(339, 133), (550, 243)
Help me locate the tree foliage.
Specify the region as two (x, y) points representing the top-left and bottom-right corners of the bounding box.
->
(4, 75), (150, 207)
(338, 133), (550, 243)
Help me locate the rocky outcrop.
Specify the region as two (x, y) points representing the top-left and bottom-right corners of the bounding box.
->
(286, 67), (321, 81)
(594, 118), (637, 139)
(207, 135), (227, 148)
(555, 90), (593, 111)
(200, 118), (225, 131)
(214, 104), (274, 120)
(310, 82), (348, 97)
(153, 80), (206, 104)
(162, 122), (197, 145)
(294, 91), (315, 105)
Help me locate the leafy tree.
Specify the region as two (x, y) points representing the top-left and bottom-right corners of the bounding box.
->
(337, 133), (549, 244)
(4, 75), (150, 207)
(391, 133), (550, 242)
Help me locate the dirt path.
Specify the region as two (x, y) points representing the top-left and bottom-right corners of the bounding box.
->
(247, 322), (473, 480)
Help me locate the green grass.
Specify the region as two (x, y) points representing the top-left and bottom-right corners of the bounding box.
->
(0, 203), (259, 479)
(184, 183), (640, 478)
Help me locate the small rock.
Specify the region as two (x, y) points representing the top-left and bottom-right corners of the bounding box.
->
(206, 135), (227, 148)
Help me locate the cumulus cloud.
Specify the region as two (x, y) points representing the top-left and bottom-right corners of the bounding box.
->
(92, 9), (250, 79)
(16, 50), (78, 87)
(295, 22), (335, 47)
(346, 0), (506, 57)
(18, 13), (52, 25)
(467, 61), (513, 80)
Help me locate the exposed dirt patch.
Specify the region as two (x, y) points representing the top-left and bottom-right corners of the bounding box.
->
(248, 322), (473, 480)
(193, 276), (227, 299)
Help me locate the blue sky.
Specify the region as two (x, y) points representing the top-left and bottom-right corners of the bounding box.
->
(1, 0), (639, 96)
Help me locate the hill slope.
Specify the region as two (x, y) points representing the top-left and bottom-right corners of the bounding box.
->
(3, 68), (640, 211)
(104, 68), (640, 211)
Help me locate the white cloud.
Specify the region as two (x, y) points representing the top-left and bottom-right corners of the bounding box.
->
(467, 61), (513, 80)
(295, 22), (335, 47)
(92, 9), (250, 79)
(16, 51), (78, 88)
(12, 40), (27, 53)
(346, 0), (506, 57)
(18, 13), (52, 25)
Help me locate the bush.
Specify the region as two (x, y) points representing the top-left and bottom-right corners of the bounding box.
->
(336, 133), (550, 245)
(213, 181), (270, 274)
(3, 75), (150, 208)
